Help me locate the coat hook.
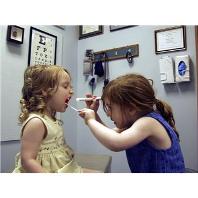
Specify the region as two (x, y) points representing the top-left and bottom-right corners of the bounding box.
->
(126, 49), (133, 63)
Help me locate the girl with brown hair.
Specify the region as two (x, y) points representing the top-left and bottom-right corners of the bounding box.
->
(79, 73), (185, 173)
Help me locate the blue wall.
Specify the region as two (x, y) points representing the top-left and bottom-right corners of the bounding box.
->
(76, 25), (198, 172)
(1, 25), (198, 172)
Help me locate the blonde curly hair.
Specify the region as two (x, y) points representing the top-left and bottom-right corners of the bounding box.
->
(19, 65), (70, 124)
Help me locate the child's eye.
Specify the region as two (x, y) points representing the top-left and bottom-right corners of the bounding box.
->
(63, 83), (68, 88)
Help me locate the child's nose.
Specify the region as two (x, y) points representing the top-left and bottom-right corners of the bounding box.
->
(70, 88), (74, 94)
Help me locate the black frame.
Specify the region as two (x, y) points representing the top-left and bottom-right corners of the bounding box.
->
(54, 25), (65, 30)
(79, 26), (103, 39)
(110, 25), (135, 32)
(7, 25), (24, 44)
(28, 27), (57, 66)
(154, 26), (186, 54)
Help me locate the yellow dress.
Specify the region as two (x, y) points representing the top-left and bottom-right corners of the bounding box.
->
(13, 113), (82, 173)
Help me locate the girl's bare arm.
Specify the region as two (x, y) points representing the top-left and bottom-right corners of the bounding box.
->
(21, 118), (47, 173)
(85, 116), (152, 152)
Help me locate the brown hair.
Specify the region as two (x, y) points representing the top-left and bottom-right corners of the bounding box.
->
(101, 73), (179, 138)
(19, 65), (70, 124)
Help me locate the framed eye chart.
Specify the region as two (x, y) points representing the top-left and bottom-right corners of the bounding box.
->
(28, 27), (57, 66)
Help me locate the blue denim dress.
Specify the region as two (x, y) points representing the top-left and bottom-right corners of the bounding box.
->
(126, 112), (185, 173)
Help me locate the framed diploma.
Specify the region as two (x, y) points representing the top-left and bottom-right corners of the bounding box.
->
(155, 26), (186, 54)
(28, 27), (57, 66)
(79, 25), (103, 39)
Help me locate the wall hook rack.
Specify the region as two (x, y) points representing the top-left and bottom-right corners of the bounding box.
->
(93, 44), (139, 63)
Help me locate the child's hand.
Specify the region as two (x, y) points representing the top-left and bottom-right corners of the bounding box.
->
(78, 108), (96, 125)
(85, 93), (100, 112)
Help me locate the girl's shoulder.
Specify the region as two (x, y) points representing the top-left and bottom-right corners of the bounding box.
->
(21, 113), (47, 134)
(134, 112), (164, 128)
(23, 113), (52, 126)
(125, 116), (157, 142)
(134, 113), (173, 147)
(133, 116), (157, 131)
(21, 114), (47, 139)
(131, 115), (165, 138)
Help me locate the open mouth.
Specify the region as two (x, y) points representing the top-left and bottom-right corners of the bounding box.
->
(65, 97), (71, 105)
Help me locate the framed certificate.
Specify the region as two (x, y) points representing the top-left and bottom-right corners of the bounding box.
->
(28, 27), (57, 66)
(79, 25), (103, 39)
(155, 26), (186, 54)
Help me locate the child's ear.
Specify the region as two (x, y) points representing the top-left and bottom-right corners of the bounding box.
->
(128, 106), (133, 112)
(42, 90), (47, 97)
(129, 107), (136, 116)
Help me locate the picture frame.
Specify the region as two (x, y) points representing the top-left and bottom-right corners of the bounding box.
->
(28, 27), (57, 66)
(7, 25), (24, 44)
(109, 25), (135, 32)
(154, 26), (186, 54)
(79, 25), (103, 39)
(54, 25), (65, 30)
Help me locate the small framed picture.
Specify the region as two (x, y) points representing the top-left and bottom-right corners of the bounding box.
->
(155, 26), (186, 54)
(109, 25), (135, 32)
(7, 25), (24, 44)
(79, 25), (103, 39)
(28, 27), (57, 66)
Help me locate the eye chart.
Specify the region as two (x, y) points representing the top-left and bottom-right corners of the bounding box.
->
(28, 27), (57, 66)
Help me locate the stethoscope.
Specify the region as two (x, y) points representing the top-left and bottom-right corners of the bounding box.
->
(89, 49), (133, 92)
(103, 52), (109, 89)
(89, 52), (109, 93)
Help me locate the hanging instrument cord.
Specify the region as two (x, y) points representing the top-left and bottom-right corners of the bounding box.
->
(103, 52), (109, 89)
